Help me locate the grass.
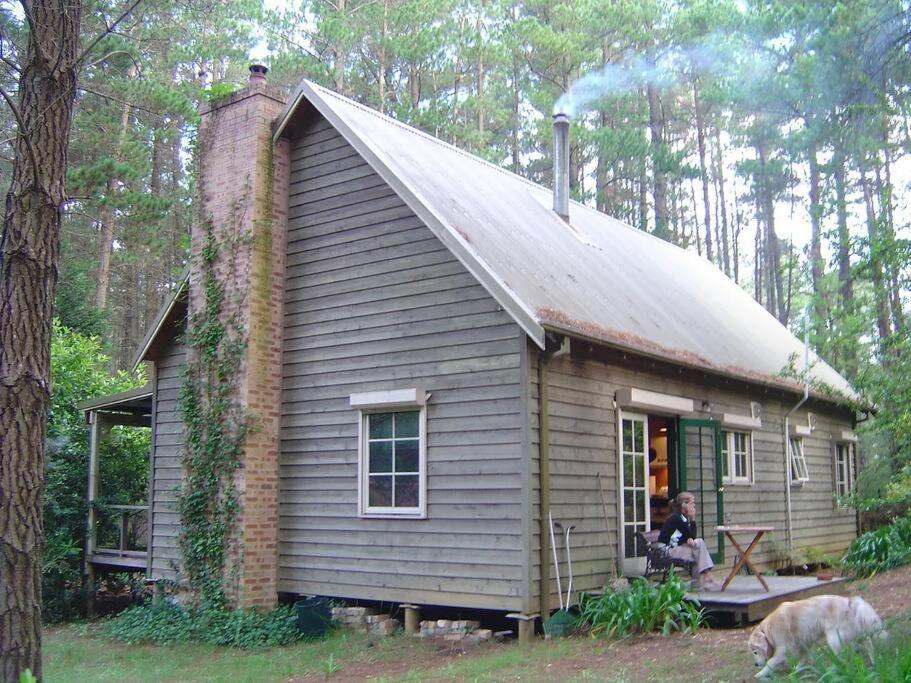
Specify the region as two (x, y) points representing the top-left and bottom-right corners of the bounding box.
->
(45, 625), (411, 682)
(44, 622), (751, 683)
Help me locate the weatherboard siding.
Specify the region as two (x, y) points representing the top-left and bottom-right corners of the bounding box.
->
(149, 338), (186, 579)
(278, 114), (527, 610)
(527, 343), (857, 606)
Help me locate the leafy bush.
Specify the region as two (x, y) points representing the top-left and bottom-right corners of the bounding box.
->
(842, 516), (911, 577)
(102, 601), (303, 648)
(44, 320), (146, 621)
(579, 575), (704, 638)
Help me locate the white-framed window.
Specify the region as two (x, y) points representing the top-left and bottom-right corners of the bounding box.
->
(789, 436), (809, 484)
(360, 410), (426, 516)
(721, 430), (753, 484)
(351, 389), (428, 518)
(834, 442), (855, 500)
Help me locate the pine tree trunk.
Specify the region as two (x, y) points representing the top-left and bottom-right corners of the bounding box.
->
(754, 215), (763, 303)
(510, 51), (520, 172)
(757, 142), (785, 323)
(378, 0), (388, 113)
(596, 41), (611, 214)
(694, 82), (713, 263)
(334, 0), (346, 93)
(647, 83), (669, 240)
(861, 169), (891, 341)
(833, 153), (856, 377)
(476, 6), (485, 137)
(94, 68), (134, 311)
(1, 3), (81, 680)
(807, 145), (827, 339)
(713, 127), (731, 276)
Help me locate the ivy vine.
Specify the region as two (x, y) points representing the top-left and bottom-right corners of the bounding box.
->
(177, 216), (250, 608)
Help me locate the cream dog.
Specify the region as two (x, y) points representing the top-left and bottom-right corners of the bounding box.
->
(748, 595), (884, 678)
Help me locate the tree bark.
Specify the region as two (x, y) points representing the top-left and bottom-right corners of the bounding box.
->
(378, 0), (388, 113)
(861, 169), (891, 341)
(647, 82), (669, 240)
(807, 144), (827, 339)
(510, 50), (520, 172)
(476, 5), (485, 138)
(1, 3), (81, 680)
(833, 153), (856, 377)
(94, 64), (135, 311)
(713, 127), (731, 276)
(333, 0), (346, 93)
(693, 82), (713, 263)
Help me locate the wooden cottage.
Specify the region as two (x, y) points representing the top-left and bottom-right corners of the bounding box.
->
(109, 67), (864, 622)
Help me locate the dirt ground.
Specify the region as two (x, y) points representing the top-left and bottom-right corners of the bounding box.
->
(328, 565), (911, 683)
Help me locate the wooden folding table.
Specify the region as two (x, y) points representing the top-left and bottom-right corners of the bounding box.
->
(714, 525), (775, 591)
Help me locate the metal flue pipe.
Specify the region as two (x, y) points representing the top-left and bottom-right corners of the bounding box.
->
(553, 112), (570, 220)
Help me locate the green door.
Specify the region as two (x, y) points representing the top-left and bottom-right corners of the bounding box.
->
(678, 419), (725, 563)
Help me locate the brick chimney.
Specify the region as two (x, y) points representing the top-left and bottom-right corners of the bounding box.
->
(191, 65), (290, 608)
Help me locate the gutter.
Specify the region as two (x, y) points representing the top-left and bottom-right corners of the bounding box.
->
(782, 319), (811, 554)
(537, 334), (569, 619)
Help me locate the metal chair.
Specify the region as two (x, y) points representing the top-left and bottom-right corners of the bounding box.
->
(638, 529), (695, 581)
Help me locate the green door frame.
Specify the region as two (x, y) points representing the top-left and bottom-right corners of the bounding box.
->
(678, 418), (725, 563)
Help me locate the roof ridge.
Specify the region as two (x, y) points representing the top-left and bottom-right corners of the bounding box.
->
(308, 80), (551, 195)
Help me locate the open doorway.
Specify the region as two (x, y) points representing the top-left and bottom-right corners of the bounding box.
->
(647, 416), (677, 530)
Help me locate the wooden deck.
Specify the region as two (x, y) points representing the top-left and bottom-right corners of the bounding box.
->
(688, 575), (847, 624)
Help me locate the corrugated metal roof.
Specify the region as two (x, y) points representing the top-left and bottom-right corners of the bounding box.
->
(276, 80), (861, 405)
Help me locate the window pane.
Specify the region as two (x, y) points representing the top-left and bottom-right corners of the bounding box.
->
(625, 526), (636, 559)
(395, 475), (419, 508)
(395, 411), (419, 438)
(634, 490), (644, 523)
(623, 452), (633, 484)
(737, 451), (748, 478)
(369, 441), (393, 473)
(369, 475), (392, 507)
(633, 421), (644, 452)
(634, 454), (644, 487)
(624, 490), (634, 521)
(622, 420), (632, 451)
(369, 413), (393, 439)
(395, 439), (419, 472)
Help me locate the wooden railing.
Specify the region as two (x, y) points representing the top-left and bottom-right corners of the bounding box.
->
(91, 504), (148, 557)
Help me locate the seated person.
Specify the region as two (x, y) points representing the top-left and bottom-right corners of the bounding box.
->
(658, 491), (721, 591)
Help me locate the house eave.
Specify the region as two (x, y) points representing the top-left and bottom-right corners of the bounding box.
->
(540, 321), (865, 411)
(131, 273), (189, 372)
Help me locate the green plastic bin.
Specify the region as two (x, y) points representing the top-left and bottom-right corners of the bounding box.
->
(294, 597), (332, 638)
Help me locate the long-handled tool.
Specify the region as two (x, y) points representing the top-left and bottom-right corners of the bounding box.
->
(548, 510), (564, 610)
(555, 521), (576, 607)
(544, 517), (578, 638)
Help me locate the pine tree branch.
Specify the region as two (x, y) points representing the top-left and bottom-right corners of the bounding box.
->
(17, 1), (49, 67)
(0, 84), (39, 185)
(85, 49), (139, 71)
(75, 0), (145, 69)
(79, 85), (169, 120)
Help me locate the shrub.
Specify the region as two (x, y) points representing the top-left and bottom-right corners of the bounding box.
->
(842, 516), (911, 577)
(579, 575), (704, 638)
(44, 320), (146, 621)
(102, 601), (303, 648)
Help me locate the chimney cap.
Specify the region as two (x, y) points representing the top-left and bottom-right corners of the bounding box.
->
(249, 64), (269, 86)
(553, 111), (570, 124)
